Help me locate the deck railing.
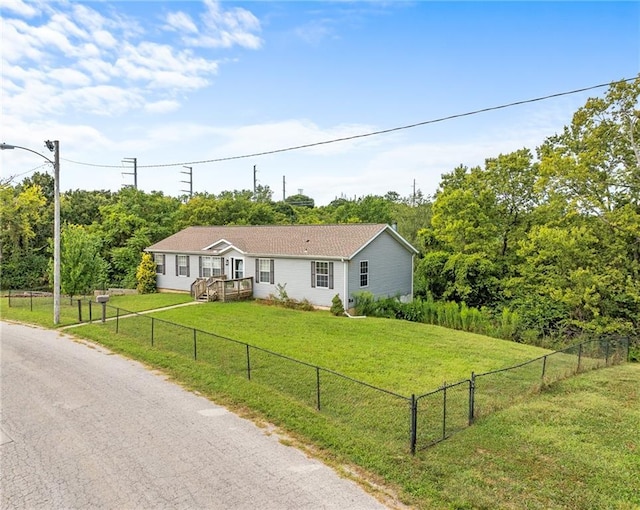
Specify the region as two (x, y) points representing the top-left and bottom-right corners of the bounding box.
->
(191, 276), (252, 302)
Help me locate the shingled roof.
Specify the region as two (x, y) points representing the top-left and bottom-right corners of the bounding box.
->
(146, 224), (417, 259)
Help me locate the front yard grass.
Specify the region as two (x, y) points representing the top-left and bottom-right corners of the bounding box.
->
(143, 300), (551, 394)
(0, 292), (192, 328)
(3, 296), (637, 509)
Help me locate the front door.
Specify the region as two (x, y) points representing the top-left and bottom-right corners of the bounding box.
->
(234, 259), (244, 279)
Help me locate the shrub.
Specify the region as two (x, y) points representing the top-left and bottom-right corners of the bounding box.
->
(266, 283), (316, 312)
(330, 294), (345, 316)
(136, 252), (157, 294)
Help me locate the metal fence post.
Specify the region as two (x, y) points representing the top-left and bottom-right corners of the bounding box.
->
(577, 342), (583, 372)
(88, 299), (92, 323)
(542, 355), (547, 379)
(30, 291), (33, 311)
(8, 289), (11, 307)
(151, 318), (154, 347)
(193, 329), (197, 360)
(76, 299), (82, 322)
(442, 383), (447, 441)
(316, 367), (321, 411)
(116, 308), (119, 333)
(468, 372), (475, 425)
(410, 394), (417, 455)
(246, 344), (251, 380)
(605, 339), (610, 365)
(626, 337), (631, 362)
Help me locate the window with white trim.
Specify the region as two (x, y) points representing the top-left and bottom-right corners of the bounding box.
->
(255, 258), (274, 284)
(154, 253), (165, 275)
(176, 255), (189, 277)
(360, 260), (369, 287)
(311, 261), (333, 289)
(200, 256), (223, 277)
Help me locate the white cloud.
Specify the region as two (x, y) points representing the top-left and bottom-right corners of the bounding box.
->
(51, 67), (92, 87)
(145, 100), (181, 114)
(1, 2), (237, 122)
(49, 12), (89, 40)
(165, 11), (198, 34)
(93, 30), (118, 49)
(181, 0), (263, 49)
(1, 19), (46, 63)
(59, 85), (145, 116)
(0, 0), (38, 17)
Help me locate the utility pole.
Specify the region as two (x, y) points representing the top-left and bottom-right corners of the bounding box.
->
(180, 166), (193, 199)
(253, 165), (257, 199)
(122, 157), (137, 189)
(282, 175), (286, 201)
(412, 179), (416, 206)
(47, 141), (60, 325)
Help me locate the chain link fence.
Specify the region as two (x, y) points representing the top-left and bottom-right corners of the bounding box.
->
(5, 293), (631, 455)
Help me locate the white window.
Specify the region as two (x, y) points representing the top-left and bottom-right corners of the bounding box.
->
(200, 256), (223, 277)
(154, 253), (165, 275)
(311, 261), (333, 289)
(256, 258), (274, 284)
(360, 260), (369, 287)
(176, 255), (189, 277)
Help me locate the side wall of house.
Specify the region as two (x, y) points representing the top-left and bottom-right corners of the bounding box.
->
(249, 256), (345, 308)
(154, 251), (343, 308)
(154, 252), (196, 292)
(346, 231), (414, 307)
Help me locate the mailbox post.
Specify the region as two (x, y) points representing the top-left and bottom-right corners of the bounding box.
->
(96, 295), (109, 323)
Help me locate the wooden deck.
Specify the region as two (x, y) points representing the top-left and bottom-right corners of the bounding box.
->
(192, 276), (253, 302)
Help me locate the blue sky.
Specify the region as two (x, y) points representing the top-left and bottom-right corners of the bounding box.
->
(1, 1), (638, 205)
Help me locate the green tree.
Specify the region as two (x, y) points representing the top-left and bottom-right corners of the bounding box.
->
(0, 182), (49, 288)
(56, 224), (107, 299)
(91, 188), (180, 287)
(285, 193), (315, 208)
(136, 252), (157, 294)
(535, 76), (640, 334)
(62, 189), (113, 226)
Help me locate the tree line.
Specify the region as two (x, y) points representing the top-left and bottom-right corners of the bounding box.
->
(1, 77), (638, 347)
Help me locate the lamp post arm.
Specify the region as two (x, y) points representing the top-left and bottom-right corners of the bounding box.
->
(0, 143), (55, 165)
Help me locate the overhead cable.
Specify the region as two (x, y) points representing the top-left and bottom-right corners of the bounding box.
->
(61, 77), (636, 170)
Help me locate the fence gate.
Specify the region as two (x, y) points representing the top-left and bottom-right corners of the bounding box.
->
(412, 379), (472, 452)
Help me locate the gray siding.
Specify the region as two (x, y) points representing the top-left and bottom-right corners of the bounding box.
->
(155, 253), (195, 292)
(347, 231), (413, 306)
(251, 257), (345, 308)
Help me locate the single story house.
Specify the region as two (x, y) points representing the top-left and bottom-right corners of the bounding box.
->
(145, 223), (418, 309)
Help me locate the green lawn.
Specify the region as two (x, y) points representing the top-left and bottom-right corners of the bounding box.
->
(3, 296), (636, 509)
(106, 292), (193, 311)
(143, 301), (551, 394)
(0, 292), (192, 328)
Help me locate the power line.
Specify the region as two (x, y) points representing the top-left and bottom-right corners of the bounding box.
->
(2, 163), (51, 184)
(61, 77), (636, 170)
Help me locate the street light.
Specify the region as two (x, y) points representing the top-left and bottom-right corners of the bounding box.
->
(1, 141), (61, 325)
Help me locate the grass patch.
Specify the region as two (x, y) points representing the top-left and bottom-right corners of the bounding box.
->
(412, 364), (640, 509)
(144, 301), (550, 394)
(0, 292), (192, 328)
(0, 295), (87, 328)
(4, 296), (636, 509)
(106, 292), (192, 312)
